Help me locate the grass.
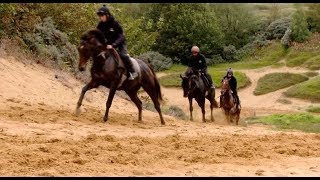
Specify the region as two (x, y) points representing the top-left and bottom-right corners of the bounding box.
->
(286, 51), (316, 67)
(284, 76), (320, 102)
(254, 73), (309, 95)
(143, 102), (187, 120)
(306, 106), (320, 113)
(276, 98), (292, 104)
(246, 113), (320, 133)
(213, 42), (287, 70)
(303, 71), (319, 77)
(159, 70), (250, 89)
(304, 55), (320, 70)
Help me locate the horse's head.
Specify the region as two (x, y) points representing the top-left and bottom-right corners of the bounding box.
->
(78, 29), (106, 71)
(221, 77), (230, 95)
(180, 74), (190, 97)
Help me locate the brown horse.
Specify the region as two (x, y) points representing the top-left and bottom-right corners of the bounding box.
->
(180, 70), (218, 122)
(220, 77), (241, 125)
(75, 29), (165, 125)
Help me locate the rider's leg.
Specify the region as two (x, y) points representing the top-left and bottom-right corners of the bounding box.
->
(203, 70), (214, 89)
(119, 44), (137, 80)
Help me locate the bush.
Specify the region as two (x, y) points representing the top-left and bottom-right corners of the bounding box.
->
(222, 45), (237, 62)
(281, 28), (292, 49)
(265, 17), (291, 40)
(137, 51), (173, 72)
(207, 55), (224, 66)
(291, 8), (311, 43)
(23, 17), (79, 72)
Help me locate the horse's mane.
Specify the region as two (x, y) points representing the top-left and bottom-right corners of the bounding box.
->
(81, 29), (107, 46)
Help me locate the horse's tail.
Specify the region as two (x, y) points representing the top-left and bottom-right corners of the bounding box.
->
(149, 64), (163, 102)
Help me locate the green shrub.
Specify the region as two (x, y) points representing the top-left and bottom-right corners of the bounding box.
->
(266, 17), (291, 40)
(23, 17), (78, 71)
(281, 28), (292, 49)
(137, 51), (173, 72)
(304, 55), (320, 70)
(222, 45), (237, 62)
(291, 8), (311, 43)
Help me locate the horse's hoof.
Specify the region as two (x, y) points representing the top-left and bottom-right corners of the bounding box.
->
(75, 108), (81, 116)
(161, 122), (166, 125)
(103, 117), (108, 122)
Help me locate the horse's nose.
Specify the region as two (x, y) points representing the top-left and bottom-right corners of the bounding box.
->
(79, 67), (85, 71)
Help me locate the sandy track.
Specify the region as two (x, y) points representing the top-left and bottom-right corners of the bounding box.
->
(0, 55), (320, 176)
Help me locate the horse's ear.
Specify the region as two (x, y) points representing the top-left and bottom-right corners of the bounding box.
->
(180, 74), (183, 79)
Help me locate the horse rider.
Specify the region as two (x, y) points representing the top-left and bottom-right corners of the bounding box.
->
(184, 46), (214, 90)
(220, 68), (240, 108)
(96, 4), (138, 80)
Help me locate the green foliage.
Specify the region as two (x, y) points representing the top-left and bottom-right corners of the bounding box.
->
(213, 41), (286, 70)
(284, 76), (320, 102)
(137, 51), (173, 72)
(146, 4), (224, 64)
(266, 17), (291, 40)
(290, 7), (311, 43)
(306, 3), (320, 32)
(281, 28), (292, 49)
(211, 4), (260, 49)
(247, 113), (320, 133)
(222, 45), (237, 62)
(23, 17), (78, 71)
(254, 73), (309, 95)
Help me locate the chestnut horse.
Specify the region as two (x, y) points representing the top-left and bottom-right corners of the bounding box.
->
(75, 29), (165, 125)
(220, 77), (241, 125)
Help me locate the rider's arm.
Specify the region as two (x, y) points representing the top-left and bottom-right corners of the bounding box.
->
(200, 54), (207, 71)
(112, 22), (125, 48)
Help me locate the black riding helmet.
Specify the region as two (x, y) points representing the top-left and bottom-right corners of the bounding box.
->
(97, 5), (110, 16)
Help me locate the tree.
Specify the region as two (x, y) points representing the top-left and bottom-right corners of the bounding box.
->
(210, 3), (260, 49)
(306, 3), (320, 32)
(291, 7), (311, 43)
(145, 4), (224, 64)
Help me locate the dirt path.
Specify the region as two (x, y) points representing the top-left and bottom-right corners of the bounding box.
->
(0, 55), (320, 176)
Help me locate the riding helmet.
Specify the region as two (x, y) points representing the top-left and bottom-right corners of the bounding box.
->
(97, 5), (110, 16)
(227, 68), (233, 75)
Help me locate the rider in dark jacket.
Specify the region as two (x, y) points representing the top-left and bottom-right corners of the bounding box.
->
(96, 5), (137, 80)
(185, 46), (214, 89)
(220, 68), (240, 107)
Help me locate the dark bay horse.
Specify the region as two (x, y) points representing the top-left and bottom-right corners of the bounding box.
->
(220, 77), (241, 125)
(180, 70), (218, 122)
(76, 29), (165, 125)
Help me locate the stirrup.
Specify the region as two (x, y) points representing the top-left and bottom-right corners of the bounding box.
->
(128, 72), (138, 80)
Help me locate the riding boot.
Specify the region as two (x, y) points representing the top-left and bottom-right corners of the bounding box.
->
(119, 46), (137, 80)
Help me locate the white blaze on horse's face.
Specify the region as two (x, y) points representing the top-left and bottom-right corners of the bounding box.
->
(80, 45), (84, 49)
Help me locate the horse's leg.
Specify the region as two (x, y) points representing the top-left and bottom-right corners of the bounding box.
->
(210, 101), (214, 122)
(189, 97), (193, 121)
(103, 87), (117, 122)
(224, 110), (230, 124)
(236, 110), (241, 125)
(125, 90), (142, 122)
(75, 80), (97, 116)
(198, 98), (206, 123)
(143, 86), (165, 125)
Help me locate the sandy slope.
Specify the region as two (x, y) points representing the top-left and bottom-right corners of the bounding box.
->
(0, 54), (320, 177)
